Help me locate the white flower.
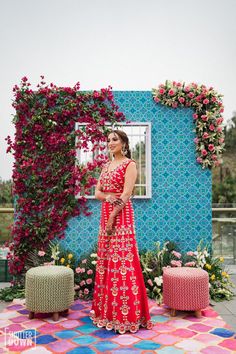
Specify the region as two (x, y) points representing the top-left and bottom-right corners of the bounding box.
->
(91, 260), (97, 265)
(90, 253), (97, 258)
(154, 276), (163, 286)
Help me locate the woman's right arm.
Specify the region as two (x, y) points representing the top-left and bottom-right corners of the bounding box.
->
(95, 174), (107, 201)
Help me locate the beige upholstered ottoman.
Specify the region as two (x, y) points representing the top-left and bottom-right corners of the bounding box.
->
(25, 265), (74, 321)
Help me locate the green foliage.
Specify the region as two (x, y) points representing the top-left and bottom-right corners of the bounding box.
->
(0, 179), (13, 206)
(0, 285), (25, 302)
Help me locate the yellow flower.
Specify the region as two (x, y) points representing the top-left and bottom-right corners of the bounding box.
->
(219, 257), (224, 262)
(222, 271), (229, 278)
(210, 274), (215, 281)
(205, 264), (212, 270)
(60, 258), (65, 264)
(66, 264), (70, 268)
(68, 254), (73, 259)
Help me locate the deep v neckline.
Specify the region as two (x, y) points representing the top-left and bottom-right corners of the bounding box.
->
(106, 159), (130, 173)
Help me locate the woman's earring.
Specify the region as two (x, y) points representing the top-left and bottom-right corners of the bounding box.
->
(121, 145), (127, 156)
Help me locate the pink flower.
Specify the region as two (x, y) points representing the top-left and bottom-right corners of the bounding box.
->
(220, 108), (224, 113)
(197, 157), (203, 163)
(154, 96), (160, 103)
(214, 160), (221, 166)
(194, 138), (199, 144)
(187, 251), (194, 256)
(38, 250), (45, 257)
(201, 115), (208, 121)
(147, 279), (153, 286)
(178, 97), (185, 104)
(219, 138), (224, 144)
(193, 113), (198, 120)
(216, 117), (223, 125)
(211, 154), (217, 161)
(211, 97), (217, 102)
(217, 127), (222, 132)
(82, 259), (87, 264)
(184, 86), (191, 92)
(209, 124), (215, 131)
(81, 268), (85, 273)
(172, 102), (178, 108)
(80, 280), (86, 286)
(159, 88), (165, 95)
(87, 269), (93, 275)
(75, 267), (82, 273)
(86, 278), (93, 284)
(172, 250), (181, 259)
(208, 144), (215, 152)
(168, 89), (175, 96)
(201, 149), (208, 156)
(203, 98), (209, 104)
(203, 132), (209, 139)
(84, 288), (89, 294)
(185, 261), (196, 267)
(171, 260), (182, 267)
(188, 92), (194, 99)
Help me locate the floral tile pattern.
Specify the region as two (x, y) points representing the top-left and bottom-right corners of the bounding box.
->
(0, 298), (235, 353)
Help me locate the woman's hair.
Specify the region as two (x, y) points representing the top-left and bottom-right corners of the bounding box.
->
(108, 129), (132, 158)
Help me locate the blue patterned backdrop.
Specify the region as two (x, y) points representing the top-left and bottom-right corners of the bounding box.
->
(61, 91), (212, 257)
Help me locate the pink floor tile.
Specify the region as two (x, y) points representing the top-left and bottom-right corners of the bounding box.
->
(60, 320), (82, 328)
(153, 323), (176, 332)
(112, 334), (140, 345)
(153, 333), (180, 345)
(188, 323), (213, 332)
(202, 308), (219, 317)
(23, 319), (46, 328)
(219, 338), (236, 351)
(2, 323), (24, 332)
(47, 339), (76, 352)
(201, 346), (231, 354)
(11, 315), (29, 323)
(134, 329), (157, 339)
(172, 328), (197, 338)
(204, 318), (227, 327)
(37, 323), (63, 333)
(195, 333), (220, 343)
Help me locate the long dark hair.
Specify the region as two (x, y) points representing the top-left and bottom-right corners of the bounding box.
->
(108, 129), (132, 158)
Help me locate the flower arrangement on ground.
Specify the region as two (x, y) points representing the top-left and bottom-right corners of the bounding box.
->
(140, 240), (235, 304)
(152, 80), (225, 169)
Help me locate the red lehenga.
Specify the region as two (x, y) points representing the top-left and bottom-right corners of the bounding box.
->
(90, 158), (153, 334)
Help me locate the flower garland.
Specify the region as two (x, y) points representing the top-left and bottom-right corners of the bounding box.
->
(152, 80), (225, 169)
(6, 76), (125, 279)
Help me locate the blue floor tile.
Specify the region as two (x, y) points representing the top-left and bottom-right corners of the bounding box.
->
(94, 328), (118, 339)
(134, 340), (161, 350)
(55, 330), (79, 339)
(67, 347), (96, 354)
(93, 340), (119, 351)
(34, 335), (57, 344)
(210, 327), (235, 338)
(76, 324), (98, 334)
(72, 335), (97, 345)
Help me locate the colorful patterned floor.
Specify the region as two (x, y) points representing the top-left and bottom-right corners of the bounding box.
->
(0, 298), (236, 353)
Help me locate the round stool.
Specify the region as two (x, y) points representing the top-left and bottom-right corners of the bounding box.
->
(25, 265), (74, 321)
(163, 267), (209, 317)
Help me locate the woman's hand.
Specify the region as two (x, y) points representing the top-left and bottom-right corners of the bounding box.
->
(105, 194), (124, 206)
(106, 216), (115, 235)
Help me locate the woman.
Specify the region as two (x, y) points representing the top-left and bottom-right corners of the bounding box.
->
(90, 129), (153, 334)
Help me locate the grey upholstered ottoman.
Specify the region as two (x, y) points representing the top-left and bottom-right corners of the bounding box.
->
(25, 265), (74, 321)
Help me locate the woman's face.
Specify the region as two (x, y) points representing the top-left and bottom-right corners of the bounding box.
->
(107, 133), (123, 155)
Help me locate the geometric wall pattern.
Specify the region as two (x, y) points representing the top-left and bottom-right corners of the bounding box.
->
(61, 91), (212, 259)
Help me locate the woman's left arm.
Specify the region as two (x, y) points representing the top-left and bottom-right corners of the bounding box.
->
(106, 161), (137, 233)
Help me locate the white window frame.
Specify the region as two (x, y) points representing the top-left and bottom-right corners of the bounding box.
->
(75, 121), (152, 199)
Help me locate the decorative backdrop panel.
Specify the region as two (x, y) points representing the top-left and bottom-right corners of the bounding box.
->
(61, 91), (212, 258)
